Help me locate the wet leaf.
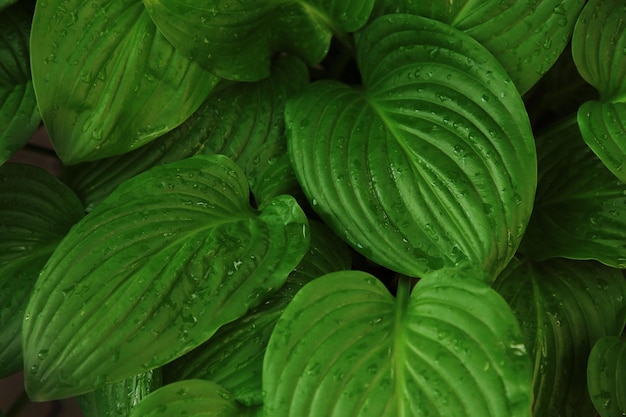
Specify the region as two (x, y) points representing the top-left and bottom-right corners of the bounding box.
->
(587, 336), (626, 417)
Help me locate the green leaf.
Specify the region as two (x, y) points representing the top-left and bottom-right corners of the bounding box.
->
(143, 0), (374, 81)
(520, 116), (626, 267)
(163, 220), (351, 406)
(264, 271), (532, 416)
(78, 369), (162, 417)
(22, 155), (310, 401)
(0, 5), (40, 165)
(287, 14), (536, 279)
(128, 380), (259, 417)
(0, 0), (17, 13)
(493, 258), (626, 417)
(373, 0), (585, 95)
(572, 0), (626, 102)
(0, 163), (83, 377)
(587, 336), (626, 417)
(30, 0), (219, 164)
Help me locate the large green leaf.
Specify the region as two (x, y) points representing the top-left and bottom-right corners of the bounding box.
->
(264, 271), (532, 416)
(22, 155), (310, 401)
(30, 0), (219, 164)
(0, 5), (40, 165)
(587, 336), (626, 417)
(373, 0), (585, 95)
(493, 258), (626, 417)
(0, 163), (83, 378)
(287, 14), (536, 279)
(143, 0), (374, 81)
(520, 116), (626, 267)
(64, 55), (308, 211)
(164, 220), (351, 406)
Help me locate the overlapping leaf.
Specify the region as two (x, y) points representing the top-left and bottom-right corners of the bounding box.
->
(287, 14), (536, 279)
(0, 163), (83, 377)
(30, 0), (218, 164)
(144, 0), (373, 81)
(520, 116), (626, 267)
(493, 258), (626, 417)
(0, 5), (40, 165)
(264, 270), (532, 416)
(22, 155), (310, 401)
(587, 336), (626, 417)
(164, 221), (351, 406)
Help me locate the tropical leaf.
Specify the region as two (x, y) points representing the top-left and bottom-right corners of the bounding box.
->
(164, 220), (351, 406)
(0, 5), (40, 165)
(22, 155), (309, 401)
(78, 369), (162, 417)
(143, 0), (374, 81)
(0, 163), (83, 377)
(520, 116), (626, 267)
(264, 270), (532, 416)
(30, 0), (218, 164)
(493, 258), (626, 417)
(587, 336), (626, 417)
(287, 14), (536, 279)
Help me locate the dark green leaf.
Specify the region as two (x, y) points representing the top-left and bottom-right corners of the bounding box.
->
(22, 155), (309, 401)
(288, 14), (536, 279)
(164, 220), (351, 406)
(520, 116), (626, 267)
(264, 270), (532, 416)
(144, 0), (374, 81)
(0, 163), (83, 377)
(30, 0), (219, 164)
(493, 258), (626, 417)
(78, 369), (162, 417)
(0, 5), (40, 165)
(587, 336), (626, 417)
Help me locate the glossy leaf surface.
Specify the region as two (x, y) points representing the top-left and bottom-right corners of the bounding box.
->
(30, 0), (218, 164)
(264, 271), (532, 417)
(288, 14), (536, 279)
(520, 116), (626, 267)
(22, 155), (309, 400)
(164, 221), (351, 405)
(0, 5), (40, 165)
(144, 0), (373, 81)
(0, 163), (83, 377)
(587, 336), (626, 417)
(493, 258), (626, 417)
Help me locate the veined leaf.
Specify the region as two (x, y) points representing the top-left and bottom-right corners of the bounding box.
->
(128, 380), (260, 417)
(22, 155), (310, 401)
(164, 220), (351, 406)
(264, 271), (532, 416)
(520, 116), (626, 267)
(373, 0), (585, 95)
(0, 5), (40, 165)
(30, 0), (218, 164)
(572, 0), (626, 102)
(493, 258), (626, 417)
(78, 369), (162, 417)
(0, 163), (83, 377)
(587, 336), (626, 417)
(143, 0), (374, 81)
(287, 14), (536, 279)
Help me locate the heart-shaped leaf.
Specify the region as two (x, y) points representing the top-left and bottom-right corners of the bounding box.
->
(22, 155), (310, 401)
(587, 336), (626, 417)
(520, 116), (626, 267)
(143, 0), (374, 81)
(0, 5), (40, 165)
(493, 258), (626, 417)
(287, 14), (536, 279)
(30, 0), (219, 164)
(0, 163), (83, 377)
(264, 270), (532, 416)
(164, 220), (351, 406)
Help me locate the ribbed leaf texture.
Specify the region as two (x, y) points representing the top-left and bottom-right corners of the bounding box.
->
(587, 336), (626, 417)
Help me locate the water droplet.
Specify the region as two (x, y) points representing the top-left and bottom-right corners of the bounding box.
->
(37, 349), (49, 360)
